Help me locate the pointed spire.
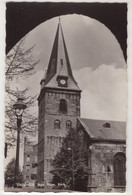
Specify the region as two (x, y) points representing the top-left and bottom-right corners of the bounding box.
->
(42, 19), (80, 91)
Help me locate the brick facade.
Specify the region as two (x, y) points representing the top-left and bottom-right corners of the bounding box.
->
(23, 139), (38, 188)
(38, 89), (80, 184)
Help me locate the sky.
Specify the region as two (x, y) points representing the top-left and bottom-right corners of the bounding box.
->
(5, 14), (127, 167)
(16, 14), (126, 121)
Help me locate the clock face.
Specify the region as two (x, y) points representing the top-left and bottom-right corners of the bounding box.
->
(60, 79), (66, 85)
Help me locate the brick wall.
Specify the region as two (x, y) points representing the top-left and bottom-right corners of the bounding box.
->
(38, 88), (81, 184)
(89, 142), (126, 192)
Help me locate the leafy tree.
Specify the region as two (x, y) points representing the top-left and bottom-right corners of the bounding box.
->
(50, 128), (89, 192)
(5, 158), (24, 187)
(5, 37), (39, 150)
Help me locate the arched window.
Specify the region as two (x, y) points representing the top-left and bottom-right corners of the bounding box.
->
(59, 99), (67, 114)
(66, 120), (72, 129)
(114, 152), (126, 186)
(54, 120), (60, 129)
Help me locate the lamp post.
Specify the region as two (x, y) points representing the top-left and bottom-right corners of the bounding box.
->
(68, 147), (74, 190)
(13, 98), (27, 186)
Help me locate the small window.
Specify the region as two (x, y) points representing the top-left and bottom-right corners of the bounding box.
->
(54, 120), (60, 129)
(32, 163), (37, 168)
(66, 120), (72, 129)
(59, 99), (67, 114)
(103, 123), (110, 128)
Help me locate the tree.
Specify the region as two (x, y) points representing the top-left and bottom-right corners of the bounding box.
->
(5, 37), (39, 150)
(5, 37), (38, 81)
(5, 158), (24, 187)
(50, 128), (89, 192)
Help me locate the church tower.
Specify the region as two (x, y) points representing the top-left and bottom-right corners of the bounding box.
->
(37, 19), (81, 185)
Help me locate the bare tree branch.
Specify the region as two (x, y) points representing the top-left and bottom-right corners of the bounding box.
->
(5, 36), (39, 148)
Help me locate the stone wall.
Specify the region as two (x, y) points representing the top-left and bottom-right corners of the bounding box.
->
(89, 141), (126, 192)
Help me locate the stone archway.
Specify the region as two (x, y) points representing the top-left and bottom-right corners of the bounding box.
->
(6, 2), (127, 60)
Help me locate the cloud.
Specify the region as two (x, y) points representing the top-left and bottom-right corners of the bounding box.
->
(8, 14), (127, 122)
(10, 63), (126, 122)
(24, 14), (126, 73)
(73, 64), (127, 121)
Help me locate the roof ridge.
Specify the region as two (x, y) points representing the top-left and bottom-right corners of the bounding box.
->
(80, 117), (126, 123)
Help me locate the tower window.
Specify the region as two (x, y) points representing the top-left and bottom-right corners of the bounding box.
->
(54, 120), (60, 129)
(66, 120), (72, 129)
(114, 152), (126, 186)
(59, 99), (67, 114)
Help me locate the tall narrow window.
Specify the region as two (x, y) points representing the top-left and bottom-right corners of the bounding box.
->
(66, 120), (72, 129)
(114, 152), (126, 186)
(59, 99), (67, 114)
(54, 120), (60, 129)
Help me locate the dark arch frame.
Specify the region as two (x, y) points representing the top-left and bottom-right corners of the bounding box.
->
(6, 2), (127, 61)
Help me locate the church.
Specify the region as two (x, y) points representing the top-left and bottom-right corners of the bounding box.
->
(37, 19), (126, 192)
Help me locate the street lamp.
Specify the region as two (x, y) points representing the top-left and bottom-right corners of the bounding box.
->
(13, 98), (27, 186)
(67, 147), (74, 190)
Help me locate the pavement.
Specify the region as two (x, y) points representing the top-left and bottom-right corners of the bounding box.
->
(4, 187), (73, 192)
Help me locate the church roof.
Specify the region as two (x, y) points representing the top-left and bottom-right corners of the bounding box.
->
(78, 118), (126, 142)
(41, 19), (80, 92)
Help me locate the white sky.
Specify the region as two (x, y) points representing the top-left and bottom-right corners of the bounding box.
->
(15, 14), (127, 121)
(5, 14), (127, 169)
